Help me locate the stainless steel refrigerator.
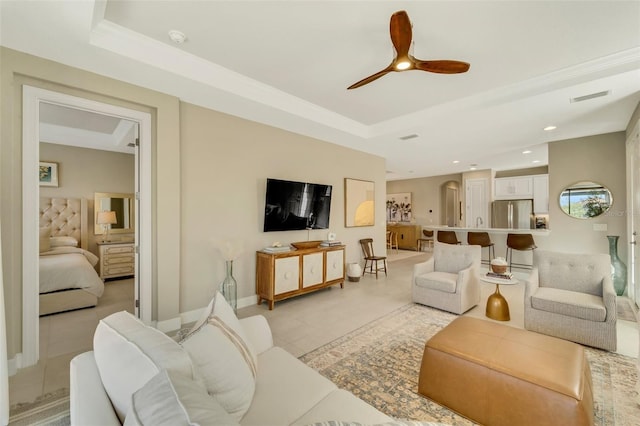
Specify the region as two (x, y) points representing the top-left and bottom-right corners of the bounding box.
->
(491, 199), (534, 229)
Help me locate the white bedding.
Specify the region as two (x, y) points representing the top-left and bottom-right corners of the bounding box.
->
(39, 247), (104, 297)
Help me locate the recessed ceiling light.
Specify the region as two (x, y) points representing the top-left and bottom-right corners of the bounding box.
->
(452, 160), (460, 164)
(532, 160), (540, 164)
(522, 150), (532, 154)
(543, 126), (557, 131)
(168, 30), (187, 44)
(469, 163), (477, 170)
(469, 167), (477, 171)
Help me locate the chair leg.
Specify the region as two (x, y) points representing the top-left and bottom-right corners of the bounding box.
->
(374, 260), (378, 278)
(383, 260), (387, 276)
(362, 259), (369, 276)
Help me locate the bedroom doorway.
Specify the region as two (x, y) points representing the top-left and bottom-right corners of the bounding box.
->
(22, 86), (152, 367)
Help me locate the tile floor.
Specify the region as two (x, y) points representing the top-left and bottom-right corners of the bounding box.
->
(9, 251), (639, 408)
(9, 278), (134, 406)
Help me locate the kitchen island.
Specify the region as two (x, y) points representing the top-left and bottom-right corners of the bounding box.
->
(424, 226), (551, 269)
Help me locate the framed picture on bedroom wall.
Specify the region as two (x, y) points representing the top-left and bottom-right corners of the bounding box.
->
(39, 161), (59, 187)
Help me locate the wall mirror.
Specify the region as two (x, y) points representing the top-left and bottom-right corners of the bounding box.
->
(559, 181), (612, 219)
(94, 192), (135, 234)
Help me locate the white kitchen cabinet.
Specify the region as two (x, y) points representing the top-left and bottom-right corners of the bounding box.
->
(494, 176), (533, 200)
(533, 174), (549, 213)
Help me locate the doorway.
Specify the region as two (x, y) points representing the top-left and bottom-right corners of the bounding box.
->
(626, 119), (640, 307)
(465, 178), (489, 228)
(442, 181), (460, 227)
(22, 86), (152, 367)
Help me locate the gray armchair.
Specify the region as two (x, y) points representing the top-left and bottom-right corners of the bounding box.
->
(412, 242), (481, 314)
(525, 250), (617, 351)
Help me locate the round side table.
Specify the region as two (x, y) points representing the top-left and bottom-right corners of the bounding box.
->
(479, 274), (519, 321)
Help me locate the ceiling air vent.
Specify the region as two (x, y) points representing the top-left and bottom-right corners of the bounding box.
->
(399, 134), (419, 141)
(570, 90), (610, 103)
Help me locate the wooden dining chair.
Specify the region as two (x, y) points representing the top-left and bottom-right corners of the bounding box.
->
(386, 231), (399, 253)
(359, 238), (387, 278)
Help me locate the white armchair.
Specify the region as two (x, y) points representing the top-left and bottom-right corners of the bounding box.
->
(412, 242), (481, 314)
(525, 250), (617, 351)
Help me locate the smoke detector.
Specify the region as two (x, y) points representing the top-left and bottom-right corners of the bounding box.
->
(168, 30), (187, 44)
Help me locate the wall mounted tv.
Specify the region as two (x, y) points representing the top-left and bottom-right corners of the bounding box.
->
(263, 178), (332, 232)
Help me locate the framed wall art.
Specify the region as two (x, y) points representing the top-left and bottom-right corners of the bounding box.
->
(386, 192), (412, 222)
(344, 178), (375, 227)
(39, 161), (59, 187)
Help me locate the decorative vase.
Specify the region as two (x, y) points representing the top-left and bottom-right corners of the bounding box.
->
(606, 235), (627, 296)
(219, 260), (238, 313)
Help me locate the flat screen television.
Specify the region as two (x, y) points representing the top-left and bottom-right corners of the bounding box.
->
(263, 178), (332, 232)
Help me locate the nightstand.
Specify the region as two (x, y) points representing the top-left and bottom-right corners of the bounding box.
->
(96, 241), (135, 279)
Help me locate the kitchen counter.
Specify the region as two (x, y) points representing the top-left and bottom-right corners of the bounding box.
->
(425, 225), (550, 236)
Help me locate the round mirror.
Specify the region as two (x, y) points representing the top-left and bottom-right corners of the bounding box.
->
(559, 181), (612, 219)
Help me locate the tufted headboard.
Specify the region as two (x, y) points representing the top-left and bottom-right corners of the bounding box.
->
(39, 197), (88, 249)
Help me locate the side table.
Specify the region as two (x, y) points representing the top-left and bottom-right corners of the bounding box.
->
(479, 274), (519, 321)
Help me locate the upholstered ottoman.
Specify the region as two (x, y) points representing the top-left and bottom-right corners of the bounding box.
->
(418, 316), (594, 426)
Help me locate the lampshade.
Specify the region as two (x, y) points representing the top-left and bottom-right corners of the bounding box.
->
(97, 211), (117, 225)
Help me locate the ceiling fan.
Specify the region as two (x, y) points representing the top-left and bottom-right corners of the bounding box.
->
(347, 10), (470, 90)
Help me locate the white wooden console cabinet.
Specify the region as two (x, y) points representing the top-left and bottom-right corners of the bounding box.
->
(256, 245), (345, 309)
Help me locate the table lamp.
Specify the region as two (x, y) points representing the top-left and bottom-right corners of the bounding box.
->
(97, 211), (117, 242)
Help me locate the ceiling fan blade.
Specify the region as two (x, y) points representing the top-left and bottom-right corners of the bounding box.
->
(347, 66), (393, 90)
(390, 10), (412, 56)
(415, 60), (470, 74)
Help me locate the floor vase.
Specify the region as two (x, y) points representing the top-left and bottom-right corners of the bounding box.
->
(220, 260), (238, 313)
(607, 235), (627, 296)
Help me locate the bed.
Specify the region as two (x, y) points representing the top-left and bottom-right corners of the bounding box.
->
(39, 197), (105, 316)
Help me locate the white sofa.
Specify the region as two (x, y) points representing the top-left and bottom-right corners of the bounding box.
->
(70, 293), (394, 425)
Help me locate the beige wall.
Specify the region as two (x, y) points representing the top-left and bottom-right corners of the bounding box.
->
(387, 173), (462, 227)
(1, 47), (180, 358)
(1, 47), (386, 359)
(546, 132), (627, 258)
(386, 134), (627, 259)
(39, 143), (135, 256)
(179, 102), (386, 313)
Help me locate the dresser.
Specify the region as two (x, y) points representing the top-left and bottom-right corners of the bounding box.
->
(256, 245), (345, 309)
(97, 241), (135, 279)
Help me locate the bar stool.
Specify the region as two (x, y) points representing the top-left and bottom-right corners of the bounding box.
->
(417, 229), (434, 251)
(437, 230), (461, 245)
(467, 231), (495, 265)
(506, 233), (537, 271)
(386, 231), (399, 253)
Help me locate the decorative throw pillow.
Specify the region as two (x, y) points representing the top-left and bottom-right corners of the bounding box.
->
(49, 235), (78, 247)
(123, 370), (239, 426)
(93, 311), (199, 422)
(180, 292), (257, 421)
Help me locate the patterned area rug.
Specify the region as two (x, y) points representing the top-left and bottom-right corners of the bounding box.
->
(300, 303), (639, 426)
(8, 388), (69, 425)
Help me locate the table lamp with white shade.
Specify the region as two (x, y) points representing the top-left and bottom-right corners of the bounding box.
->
(97, 211), (117, 242)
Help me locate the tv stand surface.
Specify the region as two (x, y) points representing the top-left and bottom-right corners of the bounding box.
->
(256, 245), (345, 309)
